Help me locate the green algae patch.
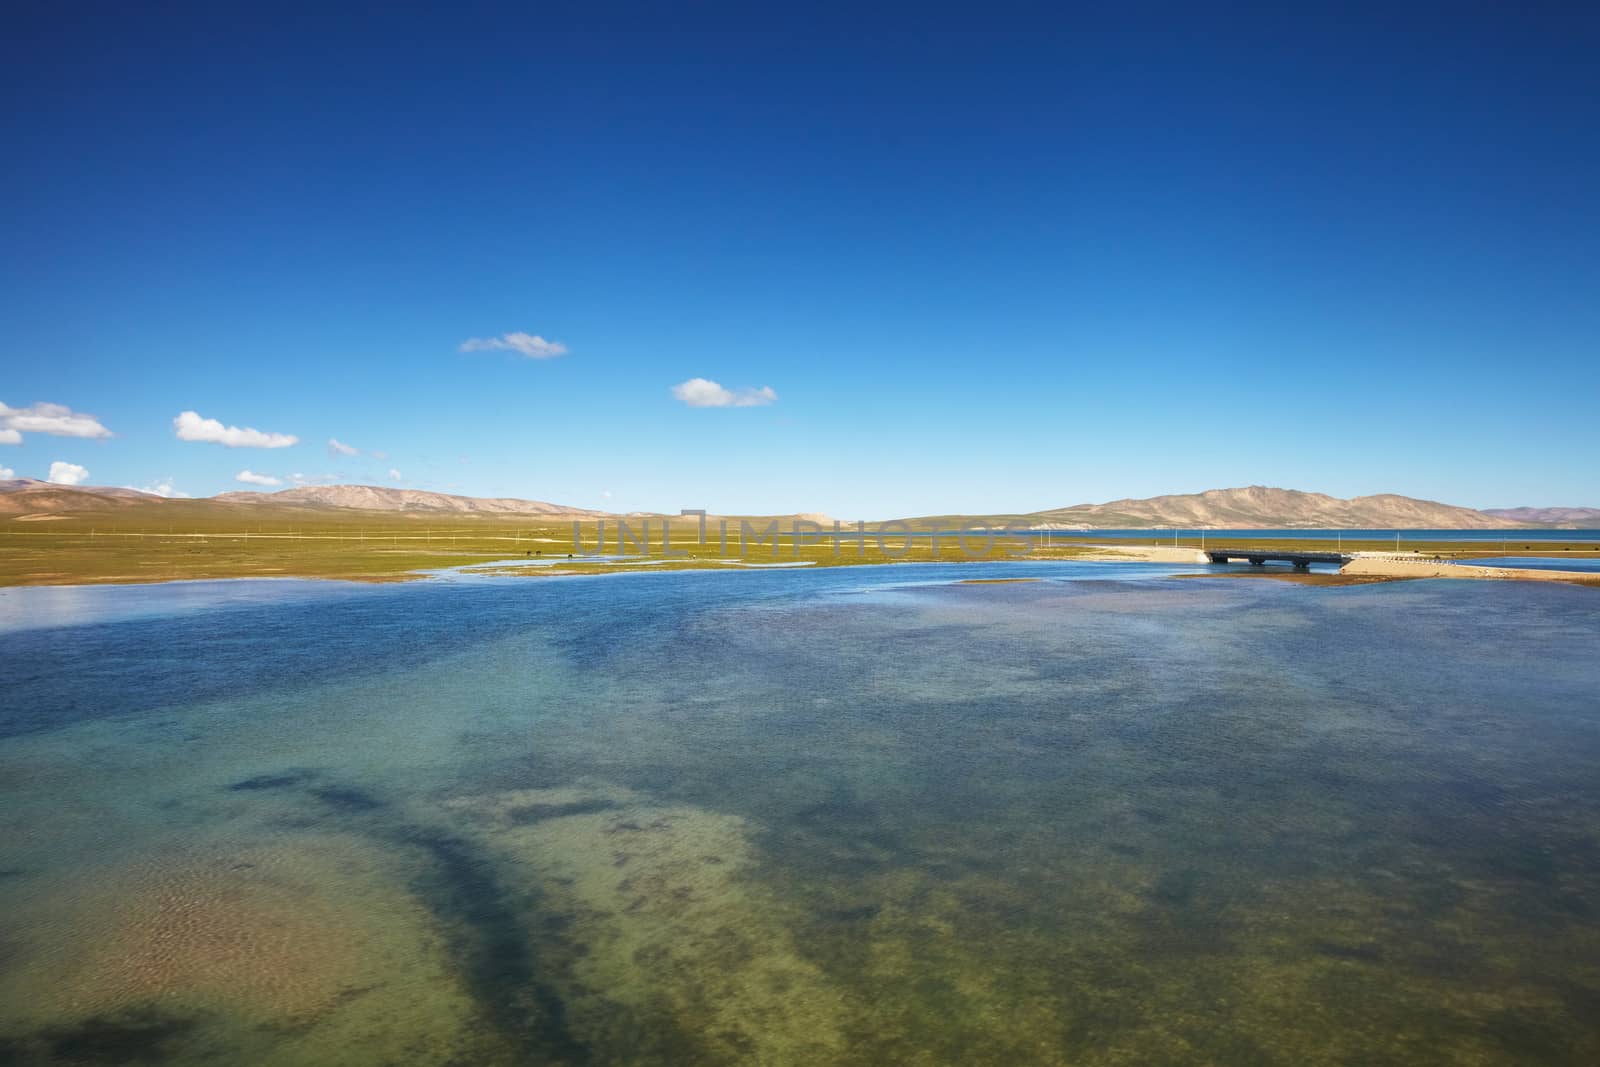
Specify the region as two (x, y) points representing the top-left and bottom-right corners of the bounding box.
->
(444, 784), (855, 1064)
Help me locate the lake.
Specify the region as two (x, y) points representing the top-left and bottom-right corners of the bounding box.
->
(1029, 528), (1600, 544)
(1456, 556), (1600, 573)
(2, 563), (1598, 1065)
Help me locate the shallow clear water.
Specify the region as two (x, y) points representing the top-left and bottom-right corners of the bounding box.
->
(2, 563), (1599, 1065)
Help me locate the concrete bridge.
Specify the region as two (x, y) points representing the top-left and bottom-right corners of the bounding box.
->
(1204, 549), (1352, 571)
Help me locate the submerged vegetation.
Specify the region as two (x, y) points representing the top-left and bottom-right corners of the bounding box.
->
(2, 572), (1599, 1063)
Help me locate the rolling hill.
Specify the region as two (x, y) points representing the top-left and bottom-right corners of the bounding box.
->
(3, 480), (1585, 528)
(0, 479), (165, 515)
(212, 484), (607, 516)
(1027, 486), (1519, 529)
(1481, 506), (1600, 527)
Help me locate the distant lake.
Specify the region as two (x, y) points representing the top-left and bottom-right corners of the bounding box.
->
(1458, 555), (1600, 572)
(1034, 527), (1600, 543)
(2, 563), (1598, 1064)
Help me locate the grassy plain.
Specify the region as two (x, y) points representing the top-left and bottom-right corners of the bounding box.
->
(0, 509), (1084, 586)
(3, 503), (1596, 587)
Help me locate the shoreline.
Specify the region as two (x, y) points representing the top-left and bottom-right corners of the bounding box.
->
(1338, 556), (1600, 585)
(4, 526), (1597, 590)
(5, 553), (1596, 593)
(0, 558), (1113, 593)
(1070, 544), (1211, 564)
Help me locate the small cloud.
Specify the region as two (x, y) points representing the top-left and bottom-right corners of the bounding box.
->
(235, 470), (282, 486)
(48, 461), (89, 485)
(387, 468), (403, 481)
(328, 437), (360, 456)
(0, 466), (14, 479)
(288, 472), (338, 486)
(601, 489), (613, 499)
(0, 401), (113, 441)
(174, 410), (298, 448)
(460, 331), (568, 360)
(670, 378), (778, 408)
(133, 479), (189, 498)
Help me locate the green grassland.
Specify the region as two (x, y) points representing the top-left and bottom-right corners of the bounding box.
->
(0, 506), (1084, 586)
(3, 502), (1595, 587)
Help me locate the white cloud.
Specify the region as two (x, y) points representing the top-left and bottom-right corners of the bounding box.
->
(0, 466), (14, 479)
(328, 437), (360, 456)
(134, 479), (189, 498)
(387, 468), (403, 481)
(235, 470), (283, 486)
(460, 331), (568, 360)
(289, 472), (338, 486)
(173, 410), (298, 448)
(0, 401), (112, 441)
(670, 378), (778, 408)
(48, 461), (89, 486)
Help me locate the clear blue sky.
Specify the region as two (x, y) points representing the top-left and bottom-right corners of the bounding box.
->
(3, 4), (1596, 516)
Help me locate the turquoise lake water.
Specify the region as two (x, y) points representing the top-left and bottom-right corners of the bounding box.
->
(1455, 557), (1600, 573)
(1031, 529), (1600, 543)
(2, 563), (1598, 1065)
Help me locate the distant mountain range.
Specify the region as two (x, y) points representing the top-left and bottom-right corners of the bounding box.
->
(1027, 486), (1517, 530)
(0, 479), (170, 515)
(213, 484), (609, 516)
(3, 479), (1596, 528)
(0, 479), (606, 518)
(1481, 506), (1600, 527)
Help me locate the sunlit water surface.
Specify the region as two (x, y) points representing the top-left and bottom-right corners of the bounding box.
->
(2, 563), (1598, 1065)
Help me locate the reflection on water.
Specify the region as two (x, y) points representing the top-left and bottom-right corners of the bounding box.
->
(1, 564), (1598, 1065)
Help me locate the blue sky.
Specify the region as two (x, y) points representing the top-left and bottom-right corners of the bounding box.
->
(3, 4), (1596, 517)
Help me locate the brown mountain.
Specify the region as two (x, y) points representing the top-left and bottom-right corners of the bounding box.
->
(1029, 486), (1521, 529)
(2, 480), (1556, 528)
(212, 484), (607, 516)
(0, 479), (165, 515)
(1, 480), (606, 518)
(1482, 506), (1600, 527)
